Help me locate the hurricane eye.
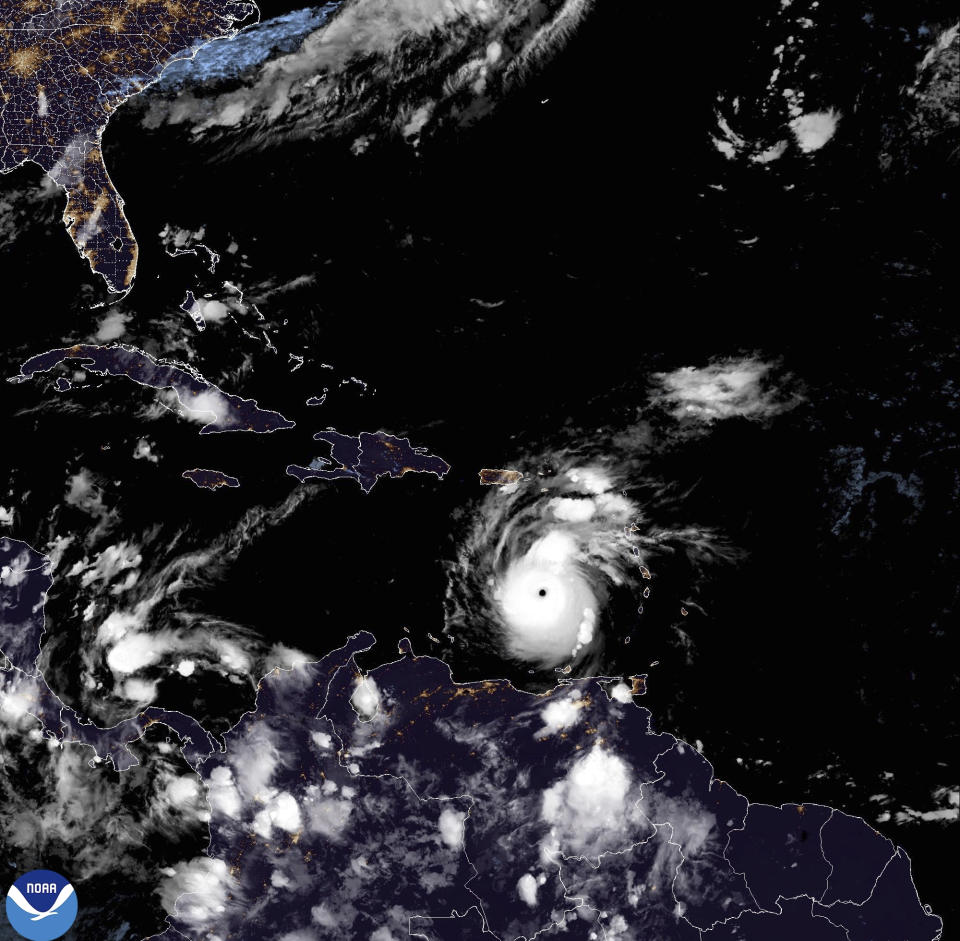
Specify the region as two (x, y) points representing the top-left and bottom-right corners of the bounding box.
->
(445, 463), (661, 678)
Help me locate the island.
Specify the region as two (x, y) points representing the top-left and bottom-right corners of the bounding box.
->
(11, 343), (295, 434)
(182, 468), (240, 490)
(479, 467), (523, 486)
(287, 429), (449, 493)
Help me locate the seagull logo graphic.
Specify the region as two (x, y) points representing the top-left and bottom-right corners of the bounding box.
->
(8, 885), (74, 921)
(5, 870), (78, 941)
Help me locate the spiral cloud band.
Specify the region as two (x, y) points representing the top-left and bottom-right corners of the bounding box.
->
(494, 529), (598, 669)
(443, 401), (754, 684)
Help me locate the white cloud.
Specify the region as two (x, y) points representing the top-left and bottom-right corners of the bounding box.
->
(95, 310), (129, 341)
(350, 676), (380, 721)
(252, 791), (302, 838)
(161, 857), (230, 926)
(401, 102), (434, 141)
(370, 928), (399, 941)
(791, 109), (840, 153)
(536, 694), (585, 737)
(140, 0), (593, 162)
(751, 139), (789, 164)
(651, 357), (799, 424)
(644, 794), (714, 857)
(206, 765), (242, 818)
(186, 297), (232, 330)
(133, 438), (159, 462)
(565, 467), (611, 495)
(77, 541), (141, 591)
(0, 506), (14, 525)
(304, 795), (353, 840)
(107, 631), (174, 674)
(65, 470), (107, 516)
(149, 769), (208, 834)
(541, 747), (633, 857)
(229, 727), (279, 798)
(437, 808), (466, 849)
(517, 873), (538, 907)
(96, 608), (144, 645)
(269, 643), (312, 669)
(494, 530), (599, 669)
(44, 534), (73, 572)
(548, 497), (596, 523)
(214, 638), (251, 673)
(312, 903), (338, 927)
(894, 785), (959, 825)
(179, 388), (232, 426)
(201, 299), (230, 323)
(166, 774), (202, 806)
(0, 546), (34, 588)
(121, 677), (158, 702)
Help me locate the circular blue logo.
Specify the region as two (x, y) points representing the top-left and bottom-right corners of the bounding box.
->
(5, 870), (77, 940)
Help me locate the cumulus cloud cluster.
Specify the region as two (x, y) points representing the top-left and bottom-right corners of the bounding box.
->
(708, 3), (845, 164)
(650, 356), (801, 424)
(540, 746), (638, 859)
(535, 691), (587, 737)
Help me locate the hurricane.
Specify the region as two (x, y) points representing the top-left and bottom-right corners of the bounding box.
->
(442, 428), (744, 686)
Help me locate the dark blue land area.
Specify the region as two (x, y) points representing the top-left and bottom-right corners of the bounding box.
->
(0, 538), (944, 940)
(182, 468), (241, 489)
(0, 537), (218, 772)
(0, 0), (253, 292)
(287, 429), (450, 492)
(12, 343), (294, 434)
(180, 635), (942, 940)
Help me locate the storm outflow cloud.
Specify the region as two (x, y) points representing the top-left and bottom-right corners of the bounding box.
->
(138, 0), (595, 151)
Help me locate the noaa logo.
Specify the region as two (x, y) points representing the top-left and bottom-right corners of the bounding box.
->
(5, 870), (77, 940)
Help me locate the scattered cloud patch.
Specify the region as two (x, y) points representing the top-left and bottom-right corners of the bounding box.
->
(65, 469), (108, 516)
(651, 356), (801, 423)
(95, 310), (129, 341)
(133, 438), (159, 462)
(74, 541), (142, 592)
